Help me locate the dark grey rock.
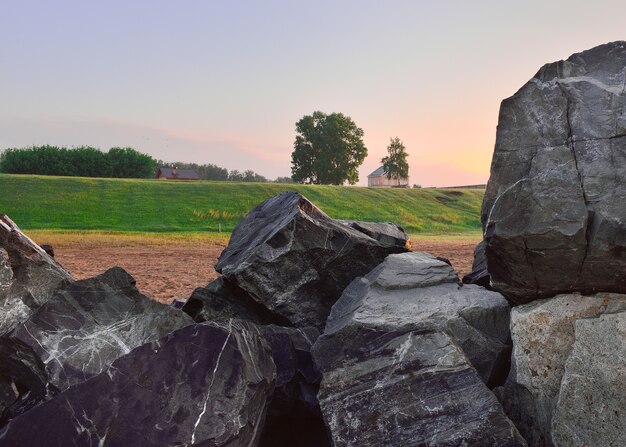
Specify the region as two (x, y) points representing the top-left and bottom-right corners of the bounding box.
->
(338, 220), (410, 248)
(215, 192), (407, 328)
(182, 277), (286, 325)
(0, 215), (73, 335)
(257, 325), (331, 447)
(318, 252), (511, 386)
(462, 240), (491, 288)
(0, 267), (194, 421)
(0, 320), (276, 447)
(0, 376), (18, 418)
(169, 298), (187, 309)
(551, 311), (626, 446)
(258, 325), (321, 415)
(481, 41), (626, 303)
(311, 252), (523, 446)
(312, 328), (526, 447)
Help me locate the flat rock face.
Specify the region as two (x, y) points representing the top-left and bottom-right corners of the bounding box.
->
(0, 215), (73, 335)
(313, 328), (526, 447)
(497, 292), (626, 446)
(481, 41), (626, 302)
(551, 311), (626, 447)
(0, 320), (276, 447)
(215, 192), (406, 328)
(0, 267), (194, 420)
(320, 252), (512, 386)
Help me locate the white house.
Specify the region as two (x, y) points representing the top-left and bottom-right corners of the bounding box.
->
(367, 166), (409, 188)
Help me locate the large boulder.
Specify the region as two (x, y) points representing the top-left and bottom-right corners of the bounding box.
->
(311, 252), (524, 446)
(496, 292), (626, 446)
(215, 192), (407, 328)
(0, 215), (73, 335)
(0, 267), (194, 422)
(317, 252), (512, 386)
(313, 328), (526, 446)
(0, 320), (276, 447)
(551, 311), (626, 447)
(481, 41), (626, 303)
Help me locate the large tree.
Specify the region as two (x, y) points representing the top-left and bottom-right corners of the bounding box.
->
(291, 111), (367, 185)
(381, 137), (409, 180)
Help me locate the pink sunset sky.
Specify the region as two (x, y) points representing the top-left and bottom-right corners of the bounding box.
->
(1, 1), (625, 186)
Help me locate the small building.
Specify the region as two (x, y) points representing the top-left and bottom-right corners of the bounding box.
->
(155, 167), (199, 181)
(367, 166), (409, 188)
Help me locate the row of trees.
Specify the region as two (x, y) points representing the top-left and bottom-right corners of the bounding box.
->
(157, 161), (293, 183)
(291, 111), (409, 185)
(0, 146), (294, 183)
(0, 146), (157, 178)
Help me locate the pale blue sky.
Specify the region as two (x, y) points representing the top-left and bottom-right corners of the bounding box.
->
(1, 1), (624, 185)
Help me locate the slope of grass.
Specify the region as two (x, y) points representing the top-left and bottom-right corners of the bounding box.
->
(0, 174), (484, 234)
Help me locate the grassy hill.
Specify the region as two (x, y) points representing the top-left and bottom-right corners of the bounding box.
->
(0, 174), (484, 235)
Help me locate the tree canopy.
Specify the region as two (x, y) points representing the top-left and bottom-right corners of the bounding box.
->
(381, 137), (409, 180)
(0, 145), (157, 178)
(291, 111), (367, 185)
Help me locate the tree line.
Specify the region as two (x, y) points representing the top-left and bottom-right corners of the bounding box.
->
(0, 145), (293, 183)
(0, 145), (157, 178)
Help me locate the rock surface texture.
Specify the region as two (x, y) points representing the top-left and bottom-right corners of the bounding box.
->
(496, 292), (626, 446)
(551, 311), (626, 447)
(481, 41), (626, 303)
(317, 252), (512, 386)
(313, 329), (526, 447)
(312, 252), (525, 446)
(0, 320), (276, 447)
(215, 191), (406, 328)
(0, 215), (73, 335)
(0, 267), (194, 410)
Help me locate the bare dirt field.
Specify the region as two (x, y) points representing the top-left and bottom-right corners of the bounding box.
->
(44, 234), (479, 304)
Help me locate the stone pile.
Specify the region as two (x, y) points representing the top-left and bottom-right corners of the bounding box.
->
(1, 41), (624, 447)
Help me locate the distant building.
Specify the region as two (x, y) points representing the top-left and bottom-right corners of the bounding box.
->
(367, 166), (409, 188)
(155, 167), (200, 181)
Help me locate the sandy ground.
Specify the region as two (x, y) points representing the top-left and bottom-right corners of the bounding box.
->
(53, 239), (477, 304)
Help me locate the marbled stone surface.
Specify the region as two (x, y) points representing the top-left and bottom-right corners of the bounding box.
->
(0, 267), (194, 422)
(0, 215), (73, 335)
(313, 328), (526, 447)
(0, 320), (276, 447)
(215, 191), (406, 329)
(551, 311), (626, 447)
(318, 252), (512, 386)
(481, 41), (626, 302)
(496, 292), (626, 446)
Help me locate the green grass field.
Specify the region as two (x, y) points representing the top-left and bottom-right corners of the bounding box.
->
(0, 174), (484, 235)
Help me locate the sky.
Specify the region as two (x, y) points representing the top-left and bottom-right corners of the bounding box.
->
(1, 1), (625, 187)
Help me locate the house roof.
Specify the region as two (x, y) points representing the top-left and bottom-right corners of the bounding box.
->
(157, 167), (199, 180)
(367, 166), (386, 178)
